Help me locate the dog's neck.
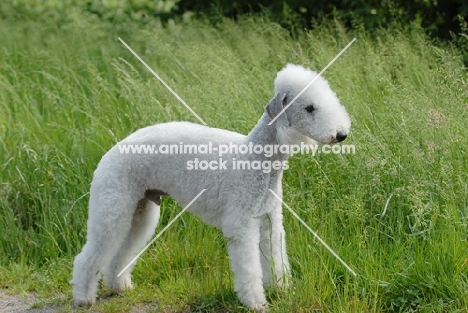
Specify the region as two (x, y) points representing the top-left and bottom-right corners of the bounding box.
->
(245, 113), (289, 162)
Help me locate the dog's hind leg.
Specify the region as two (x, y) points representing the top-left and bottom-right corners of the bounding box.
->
(71, 194), (137, 306)
(102, 198), (160, 293)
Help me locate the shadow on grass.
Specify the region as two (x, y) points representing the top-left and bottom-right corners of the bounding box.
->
(185, 287), (288, 312)
(185, 288), (257, 313)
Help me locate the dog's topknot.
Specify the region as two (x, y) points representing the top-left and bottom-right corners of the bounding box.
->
(274, 63), (330, 99)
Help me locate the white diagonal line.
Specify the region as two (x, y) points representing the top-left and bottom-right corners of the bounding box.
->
(268, 189), (357, 277)
(268, 38), (356, 126)
(117, 189), (206, 277)
(118, 37), (207, 126)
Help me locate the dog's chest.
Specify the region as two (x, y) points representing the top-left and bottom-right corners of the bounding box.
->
(239, 171), (282, 215)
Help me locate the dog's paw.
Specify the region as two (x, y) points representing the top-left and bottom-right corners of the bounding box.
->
(73, 297), (95, 307)
(251, 303), (269, 312)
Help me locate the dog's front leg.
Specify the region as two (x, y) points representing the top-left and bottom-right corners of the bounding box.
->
(260, 210), (290, 290)
(223, 217), (267, 312)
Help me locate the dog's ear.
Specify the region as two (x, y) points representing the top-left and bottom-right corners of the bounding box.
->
(265, 93), (288, 121)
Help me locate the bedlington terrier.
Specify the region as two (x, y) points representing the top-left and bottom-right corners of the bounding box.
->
(71, 64), (351, 311)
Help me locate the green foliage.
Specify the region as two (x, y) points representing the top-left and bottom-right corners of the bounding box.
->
(177, 0), (468, 39)
(1, 11), (468, 312)
(2, 0), (468, 39)
(0, 0), (180, 24)
(451, 14), (468, 66)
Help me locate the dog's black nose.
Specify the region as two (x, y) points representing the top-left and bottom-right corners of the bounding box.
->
(335, 132), (347, 142)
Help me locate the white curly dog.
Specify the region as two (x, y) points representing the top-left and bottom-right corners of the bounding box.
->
(71, 64), (351, 311)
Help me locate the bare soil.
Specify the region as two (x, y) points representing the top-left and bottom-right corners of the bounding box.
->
(0, 290), (49, 313)
(0, 290), (161, 312)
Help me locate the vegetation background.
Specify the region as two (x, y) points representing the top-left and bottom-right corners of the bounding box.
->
(1, 0), (468, 312)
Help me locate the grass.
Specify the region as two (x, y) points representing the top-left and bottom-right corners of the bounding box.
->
(1, 11), (468, 312)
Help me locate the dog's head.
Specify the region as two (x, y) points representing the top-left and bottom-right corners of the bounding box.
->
(266, 64), (351, 145)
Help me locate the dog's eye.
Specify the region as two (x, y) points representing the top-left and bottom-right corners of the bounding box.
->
(305, 105), (315, 113)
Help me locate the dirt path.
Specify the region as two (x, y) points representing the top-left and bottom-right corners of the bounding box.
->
(0, 290), (160, 312)
(0, 290), (70, 313)
(0, 290), (41, 312)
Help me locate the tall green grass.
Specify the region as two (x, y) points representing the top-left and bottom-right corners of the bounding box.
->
(1, 13), (467, 312)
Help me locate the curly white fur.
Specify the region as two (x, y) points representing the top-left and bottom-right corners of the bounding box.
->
(71, 64), (351, 312)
